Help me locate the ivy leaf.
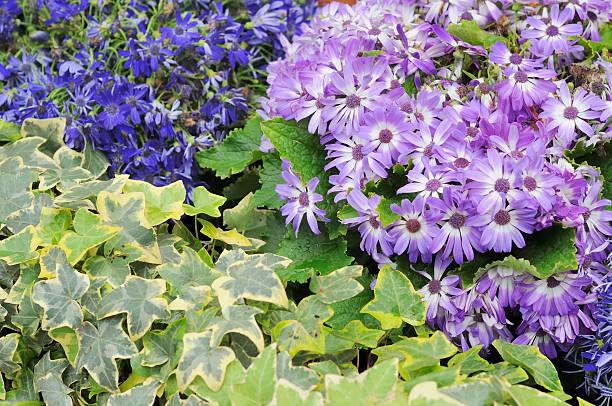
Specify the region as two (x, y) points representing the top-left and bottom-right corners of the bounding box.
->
(0, 157), (38, 223)
(0, 120), (21, 142)
(215, 248), (291, 275)
(407, 381), (464, 406)
(488, 362), (528, 384)
(123, 180), (186, 226)
(200, 219), (253, 247)
(230, 345), (277, 406)
(310, 265), (363, 304)
(211, 259), (288, 310)
(446, 20), (507, 50)
(0, 137), (54, 170)
(0, 333), (20, 376)
(362, 267), (426, 329)
(82, 138), (109, 179)
(107, 380), (160, 406)
(141, 319), (186, 370)
(447, 345), (491, 375)
(492, 340), (563, 392)
(276, 228), (353, 277)
(196, 116), (263, 178)
(0, 225), (40, 265)
(183, 186), (227, 217)
(324, 359), (399, 405)
(49, 327), (79, 365)
(96, 191), (161, 263)
(373, 331), (458, 374)
(20, 117), (65, 154)
(54, 175), (129, 208)
(223, 193), (276, 238)
(35, 373), (72, 406)
(376, 197), (401, 227)
(189, 360), (246, 406)
(176, 331), (235, 391)
(440, 379), (503, 405)
(273, 379), (324, 406)
(210, 305), (264, 353)
(82, 256), (130, 288)
(157, 247), (220, 295)
(38, 147), (93, 191)
(505, 384), (567, 406)
(328, 320), (384, 348)
(252, 153), (283, 209)
(5, 193), (54, 234)
(97, 276), (170, 340)
(276, 352), (319, 392)
(35, 208), (72, 246)
(58, 208), (120, 265)
(31, 247), (89, 330)
(76, 317), (138, 392)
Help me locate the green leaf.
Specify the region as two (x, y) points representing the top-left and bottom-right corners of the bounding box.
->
(0, 120), (22, 142)
(230, 345), (277, 406)
(33, 353), (72, 406)
(0, 157), (38, 223)
(447, 20), (508, 50)
(82, 256), (130, 288)
(402, 77), (418, 96)
(48, 327), (79, 365)
(328, 320), (384, 348)
(211, 256), (288, 310)
(210, 305), (264, 352)
(200, 219), (253, 247)
(5, 193), (54, 234)
(324, 359), (399, 405)
(141, 319), (186, 371)
(82, 138), (109, 179)
(38, 147), (93, 191)
(96, 191), (161, 263)
(183, 185), (227, 217)
(0, 226), (40, 265)
(35, 208), (72, 246)
(97, 276), (170, 340)
(196, 116), (263, 178)
(403, 367), (460, 392)
(58, 208), (120, 265)
(273, 379), (324, 406)
(505, 384), (567, 406)
(252, 153), (283, 209)
(108, 380), (160, 406)
(376, 197), (401, 227)
(310, 265), (364, 304)
(0, 334), (20, 376)
(189, 360), (246, 406)
(487, 361), (528, 384)
(158, 247), (220, 294)
(20, 117), (65, 154)
(75, 317), (138, 392)
(123, 180), (186, 226)
(440, 380), (503, 406)
(447, 345), (491, 375)
(407, 381), (463, 406)
(327, 276), (375, 330)
(373, 331), (458, 374)
(223, 193), (276, 236)
(54, 175), (129, 208)
(176, 331), (235, 391)
(277, 228), (353, 277)
(362, 267), (426, 329)
(31, 247), (89, 330)
(492, 340), (563, 392)
(276, 352), (319, 391)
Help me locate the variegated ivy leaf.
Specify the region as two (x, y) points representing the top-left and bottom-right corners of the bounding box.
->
(168, 286), (212, 311)
(211, 260), (288, 310)
(229, 345), (276, 406)
(5, 193), (54, 234)
(31, 247), (90, 330)
(0, 137), (55, 171)
(276, 352), (319, 392)
(0, 119), (21, 142)
(58, 208), (120, 265)
(183, 185), (227, 217)
(38, 147), (93, 191)
(0, 225), (40, 265)
(166, 395), (209, 406)
(96, 191), (161, 264)
(210, 305), (264, 353)
(0, 333), (20, 376)
(157, 247), (220, 295)
(82, 256), (130, 288)
(176, 331), (235, 391)
(200, 219), (252, 247)
(20, 117), (65, 155)
(141, 319), (186, 369)
(0, 157), (38, 223)
(189, 359), (246, 406)
(328, 320), (384, 348)
(309, 265), (364, 304)
(75, 317), (138, 392)
(107, 380), (160, 406)
(34, 353), (71, 406)
(36, 208), (72, 246)
(123, 180), (186, 226)
(272, 379), (324, 406)
(408, 381), (463, 405)
(97, 276), (169, 340)
(49, 327), (79, 366)
(54, 175), (129, 209)
(215, 249), (291, 275)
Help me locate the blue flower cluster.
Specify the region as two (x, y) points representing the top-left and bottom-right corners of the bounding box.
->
(0, 0), (315, 190)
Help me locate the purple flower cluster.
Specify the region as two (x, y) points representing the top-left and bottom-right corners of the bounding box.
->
(0, 0), (316, 190)
(266, 0), (611, 371)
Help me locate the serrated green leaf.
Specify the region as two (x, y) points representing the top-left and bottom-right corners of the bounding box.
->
(505, 384), (567, 406)
(20, 117), (65, 154)
(230, 345), (276, 406)
(373, 331), (458, 374)
(196, 116), (263, 178)
(82, 256), (130, 288)
(183, 185), (226, 217)
(38, 147), (93, 191)
(123, 180), (186, 226)
(447, 345), (491, 375)
(35, 208), (72, 246)
(0, 120), (22, 142)
(210, 305), (264, 352)
(176, 331), (235, 391)
(272, 379), (324, 406)
(492, 340), (563, 392)
(58, 208), (120, 265)
(252, 153), (283, 209)
(0, 157), (38, 224)
(362, 267), (426, 329)
(107, 380), (160, 406)
(328, 320), (384, 348)
(31, 247), (89, 330)
(0, 225), (40, 266)
(76, 317), (138, 392)
(513, 225), (577, 278)
(98, 276), (169, 340)
(310, 265), (364, 304)
(0, 334), (20, 376)
(447, 21), (507, 50)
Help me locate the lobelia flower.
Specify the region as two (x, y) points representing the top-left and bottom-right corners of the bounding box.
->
(342, 190), (394, 257)
(478, 201), (536, 253)
(541, 81), (604, 144)
(388, 195), (441, 263)
(276, 160), (329, 236)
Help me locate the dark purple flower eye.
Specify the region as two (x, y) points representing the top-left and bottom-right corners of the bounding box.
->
(545, 25), (559, 36)
(514, 71), (528, 83)
(546, 276), (561, 288)
(352, 145), (364, 160)
(378, 129), (393, 143)
(405, 219), (421, 233)
(494, 210), (511, 225)
(368, 27), (381, 35)
(400, 102), (413, 113)
(524, 176), (538, 191)
(425, 179), (441, 191)
(345, 94), (361, 108)
(449, 212), (466, 229)
(368, 216), (380, 229)
(563, 106), (579, 119)
(298, 192), (309, 206)
(428, 279), (441, 293)
(494, 178), (510, 193)
(454, 157), (470, 168)
(509, 54), (522, 65)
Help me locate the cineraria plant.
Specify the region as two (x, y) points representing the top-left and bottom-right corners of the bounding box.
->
(0, 0), (316, 191)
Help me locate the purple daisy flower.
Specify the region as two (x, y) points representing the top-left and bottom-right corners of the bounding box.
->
(342, 190), (394, 257)
(388, 195), (441, 263)
(520, 272), (591, 316)
(488, 42), (543, 73)
(161, 12), (202, 47)
(324, 131), (377, 179)
(418, 256), (463, 327)
(476, 266), (525, 308)
(467, 149), (520, 214)
(514, 326), (559, 358)
(514, 155), (560, 211)
(276, 160), (329, 236)
(496, 68), (557, 111)
(361, 106), (412, 173)
(576, 181), (612, 246)
(479, 201), (535, 253)
(522, 4), (583, 56)
(400, 120), (453, 167)
(295, 74), (334, 135)
(397, 163), (455, 200)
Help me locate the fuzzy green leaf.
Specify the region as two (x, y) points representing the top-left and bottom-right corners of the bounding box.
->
(252, 153), (283, 209)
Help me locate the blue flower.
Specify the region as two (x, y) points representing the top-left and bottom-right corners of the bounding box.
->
(161, 11), (202, 47)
